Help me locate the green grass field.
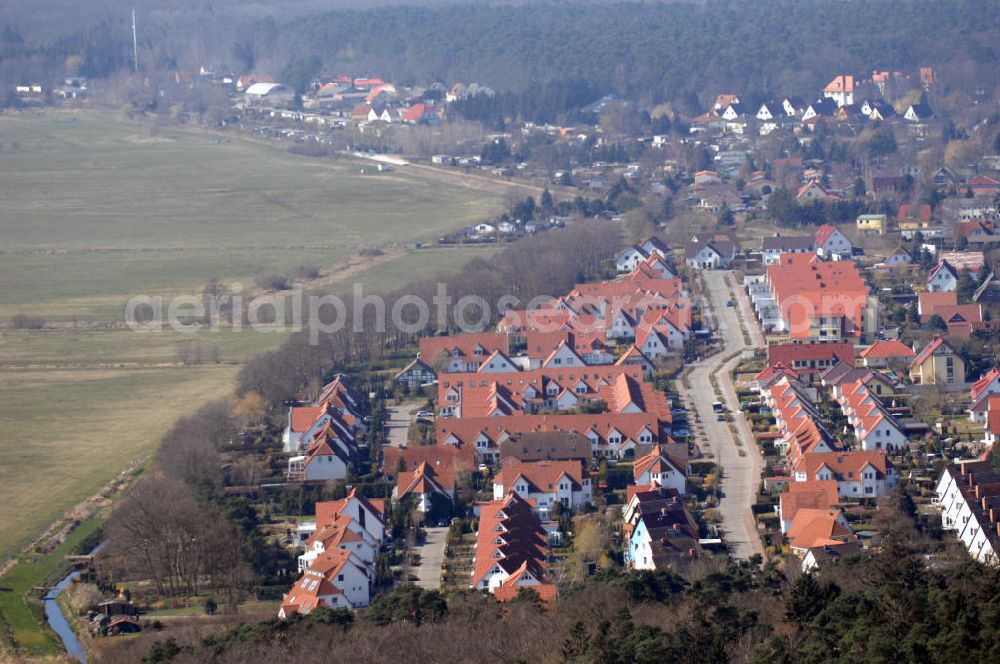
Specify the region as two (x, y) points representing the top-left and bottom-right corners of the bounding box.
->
(0, 516), (102, 655)
(0, 112), (501, 322)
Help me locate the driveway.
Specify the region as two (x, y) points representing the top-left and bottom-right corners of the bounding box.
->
(412, 526), (448, 590)
(384, 405), (413, 448)
(679, 270), (764, 560)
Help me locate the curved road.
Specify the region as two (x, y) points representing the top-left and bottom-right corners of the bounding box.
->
(681, 270), (765, 560)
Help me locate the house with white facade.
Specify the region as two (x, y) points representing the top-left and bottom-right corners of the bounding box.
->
(814, 225), (854, 259)
(793, 451), (896, 499)
(968, 368), (1000, 423)
(492, 458), (591, 518)
(927, 261), (959, 292)
(935, 461), (1000, 566)
(632, 444), (688, 495)
(471, 493), (552, 592)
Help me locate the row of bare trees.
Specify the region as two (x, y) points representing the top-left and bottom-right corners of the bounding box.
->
(103, 474), (252, 597)
(236, 221), (624, 407)
(101, 401), (255, 598)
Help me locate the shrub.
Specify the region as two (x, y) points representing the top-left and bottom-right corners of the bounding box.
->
(10, 313), (45, 329)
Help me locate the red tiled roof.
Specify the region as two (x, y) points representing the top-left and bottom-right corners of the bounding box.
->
(909, 336), (954, 370)
(898, 203), (931, 223)
(419, 333), (509, 364)
(290, 406), (325, 433)
(971, 368), (1000, 400)
(768, 342), (855, 368)
(798, 450), (890, 479)
(859, 339), (916, 359)
(824, 75), (855, 93)
(495, 458), (585, 494)
(787, 508), (851, 550)
(437, 412), (669, 452)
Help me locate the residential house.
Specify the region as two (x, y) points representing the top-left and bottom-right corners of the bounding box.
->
(438, 411), (669, 463)
(935, 461), (1000, 565)
(787, 508), (853, 554)
(762, 234), (815, 265)
(802, 541), (867, 572)
(859, 339), (916, 370)
(616, 237), (671, 273)
(973, 271), (1000, 305)
(899, 203), (942, 238)
(968, 368), (1000, 423)
(471, 493), (552, 592)
(793, 451), (896, 498)
(909, 337), (965, 386)
(684, 232), (739, 270)
(833, 379), (909, 451)
(823, 75), (856, 107)
(797, 180), (838, 203)
(624, 491), (701, 572)
(767, 342), (855, 383)
(394, 358), (437, 387)
(856, 214), (888, 236)
(904, 103), (934, 122)
(778, 480), (839, 533)
(764, 254), (877, 341)
(492, 458), (591, 517)
(632, 444), (688, 495)
(967, 175), (1000, 197)
(877, 247), (914, 269)
(418, 333), (510, 373)
(984, 396), (1000, 448)
(498, 431), (593, 465)
(814, 224), (854, 258)
(927, 261), (959, 292)
(395, 462), (455, 513)
(615, 346), (656, 378)
(783, 96), (807, 117)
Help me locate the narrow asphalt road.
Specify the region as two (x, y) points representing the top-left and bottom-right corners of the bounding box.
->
(385, 405), (413, 448)
(680, 270), (765, 560)
(412, 526), (449, 590)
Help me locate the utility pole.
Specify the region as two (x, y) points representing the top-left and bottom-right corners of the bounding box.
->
(131, 9), (139, 72)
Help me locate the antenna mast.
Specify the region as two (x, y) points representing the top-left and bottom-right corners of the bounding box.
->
(131, 9), (138, 72)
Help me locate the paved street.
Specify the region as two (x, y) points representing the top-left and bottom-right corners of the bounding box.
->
(679, 270), (765, 560)
(384, 405), (413, 448)
(412, 526), (449, 590)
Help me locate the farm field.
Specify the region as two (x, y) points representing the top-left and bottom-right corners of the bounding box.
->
(0, 111), (501, 322)
(0, 110), (504, 561)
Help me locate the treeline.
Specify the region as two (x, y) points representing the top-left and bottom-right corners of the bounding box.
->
(6, 1), (999, 109)
(101, 401), (295, 603)
(235, 221), (622, 408)
(271, 0), (1000, 107)
(766, 188), (870, 228)
(128, 485), (1000, 664)
(453, 79), (604, 128)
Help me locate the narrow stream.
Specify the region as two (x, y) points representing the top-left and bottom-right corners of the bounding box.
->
(43, 570), (87, 664)
(44, 541), (106, 664)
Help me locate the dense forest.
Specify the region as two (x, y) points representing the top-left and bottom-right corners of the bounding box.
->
(251, 0), (1000, 107)
(2, 1), (999, 109)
